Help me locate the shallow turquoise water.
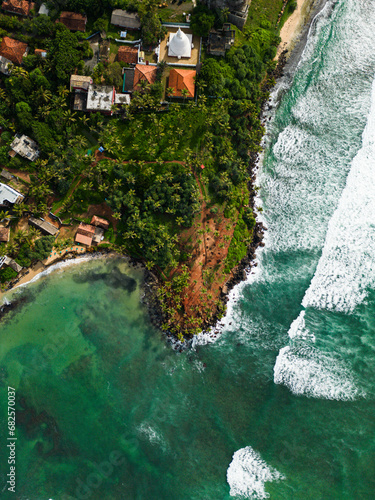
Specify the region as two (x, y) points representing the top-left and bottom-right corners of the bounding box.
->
(2, 1), (375, 498)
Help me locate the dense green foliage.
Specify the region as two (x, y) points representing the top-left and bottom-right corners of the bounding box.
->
(0, 267), (17, 283)
(190, 3), (215, 37)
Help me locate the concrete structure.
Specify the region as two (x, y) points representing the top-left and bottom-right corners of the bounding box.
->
(86, 84), (115, 114)
(0, 56), (12, 75)
(0, 183), (24, 207)
(28, 217), (59, 236)
(122, 67), (135, 92)
(58, 11), (87, 32)
(167, 28), (192, 59)
(115, 93), (131, 106)
(111, 10), (141, 29)
(0, 170), (12, 181)
(207, 24), (235, 57)
(202, 0), (250, 29)
(10, 135), (39, 161)
(1, 0), (35, 16)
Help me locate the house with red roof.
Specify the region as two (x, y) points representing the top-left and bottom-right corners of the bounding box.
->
(117, 46), (138, 65)
(58, 11), (87, 32)
(133, 64), (157, 91)
(168, 68), (196, 98)
(1, 0), (35, 16)
(0, 37), (28, 74)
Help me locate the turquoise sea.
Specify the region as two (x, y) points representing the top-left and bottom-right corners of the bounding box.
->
(2, 0), (375, 498)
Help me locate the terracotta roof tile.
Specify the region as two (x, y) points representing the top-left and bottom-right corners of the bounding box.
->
(169, 68), (196, 98)
(117, 46), (138, 64)
(75, 233), (92, 246)
(133, 64), (157, 90)
(58, 11), (87, 32)
(1, 0), (34, 16)
(0, 37), (28, 65)
(91, 216), (109, 229)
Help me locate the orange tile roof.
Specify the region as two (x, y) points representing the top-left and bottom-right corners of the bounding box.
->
(117, 46), (138, 64)
(0, 37), (28, 65)
(91, 216), (109, 229)
(58, 11), (87, 32)
(1, 0), (35, 16)
(75, 233), (92, 246)
(133, 64), (157, 90)
(169, 68), (196, 98)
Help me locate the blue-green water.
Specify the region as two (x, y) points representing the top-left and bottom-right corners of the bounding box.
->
(2, 1), (375, 498)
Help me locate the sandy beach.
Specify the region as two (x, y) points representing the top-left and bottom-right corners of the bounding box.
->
(277, 0), (319, 59)
(0, 246), (90, 299)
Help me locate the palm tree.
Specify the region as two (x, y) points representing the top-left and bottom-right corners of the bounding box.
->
(6, 241), (19, 257)
(14, 230), (27, 245)
(0, 210), (11, 223)
(181, 88), (189, 103)
(166, 87), (175, 98)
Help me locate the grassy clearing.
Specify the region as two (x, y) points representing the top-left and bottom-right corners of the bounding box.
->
(246, 0), (285, 30)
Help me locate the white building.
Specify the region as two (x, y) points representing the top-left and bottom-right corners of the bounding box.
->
(0, 183), (24, 207)
(10, 135), (39, 161)
(167, 28), (193, 59)
(86, 84), (115, 114)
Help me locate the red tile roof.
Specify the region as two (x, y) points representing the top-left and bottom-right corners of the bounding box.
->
(133, 64), (157, 90)
(58, 11), (87, 32)
(117, 46), (138, 64)
(169, 68), (196, 98)
(0, 37), (28, 65)
(91, 216), (109, 229)
(77, 222), (96, 236)
(75, 233), (92, 246)
(1, 0), (35, 16)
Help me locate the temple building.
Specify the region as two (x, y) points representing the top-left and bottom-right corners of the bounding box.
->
(167, 28), (193, 59)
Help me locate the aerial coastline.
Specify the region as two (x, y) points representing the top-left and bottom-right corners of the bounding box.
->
(0, 0), (324, 340)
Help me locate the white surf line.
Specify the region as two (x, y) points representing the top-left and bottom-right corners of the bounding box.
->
(274, 74), (375, 400)
(227, 446), (285, 499)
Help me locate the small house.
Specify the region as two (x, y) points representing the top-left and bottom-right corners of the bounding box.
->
(0, 183), (24, 208)
(133, 64), (157, 91)
(28, 217), (59, 236)
(75, 222), (103, 246)
(117, 46), (138, 65)
(1, 0), (35, 16)
(0, 37), (28, 73)
(86, 84), (115, 115)
(0, 170), (13, 182)
(168, 68), (196, 98)
(207, 24), (235, 57)
(91, 216), (109, 230)
(10, 134), (39, 161)
(34, 49), (47, 58)
(58, 11), (87, 32)
(110, 9), (141, 29)
(70, 75), (93, 92)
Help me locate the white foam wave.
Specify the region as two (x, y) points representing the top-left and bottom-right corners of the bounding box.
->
(274, 346), (361, 401)
(227, 446), (285, 499)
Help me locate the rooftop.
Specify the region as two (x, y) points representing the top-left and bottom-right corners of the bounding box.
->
(0, 37), (28, 65)
(1, 0), (35, 16)
(111, 9), (141, 29)
(91, 216), (110, 229)
(34, 48), (47, 58)
(58, 11), (87, 32)
(86, 84), (115, 113)
(75, 232), (92, 246)
(169, 68), (196, 98)
(77, 222), (96, 235)
(10, 134), (39, 161)
(117, 45), (138, 64)
(0, 183), (24, 206)
(133, 64), (157, 90)
(115, 93), (131, 106)
(29, 217), (59, 236)
(70, 74), (93, 91)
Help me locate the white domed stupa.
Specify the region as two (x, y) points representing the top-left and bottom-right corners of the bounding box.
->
(167, 28), (193, 59)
